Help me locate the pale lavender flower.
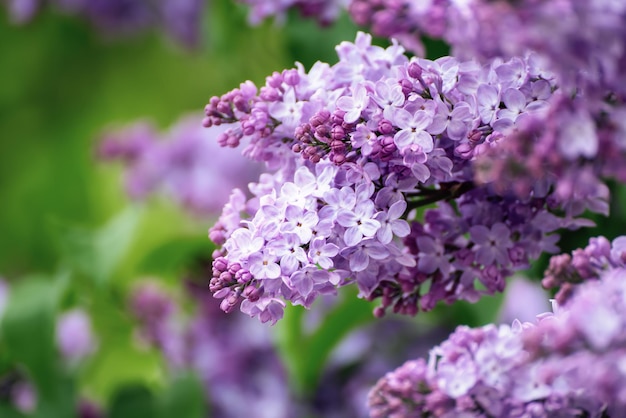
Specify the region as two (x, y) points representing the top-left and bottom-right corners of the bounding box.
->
(336, 84), (370, 124)
(469, 223), (513, 267)
(374, 199), (410, 244)
(56, 309), (96, 364)
(336, 201), (380, 246)
(308, 237), (339, 269)
(390, 107), (434, 152)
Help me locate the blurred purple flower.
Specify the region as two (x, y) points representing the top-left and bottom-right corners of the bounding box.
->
(99, 115), (262, 217)
(56, 309), (97, 364)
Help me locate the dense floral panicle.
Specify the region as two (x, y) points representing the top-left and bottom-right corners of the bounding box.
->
(369, 238), (626, 417)
(99, 115), (261, 216)
(348, 2), (626, 200)
(204, 32), (618, 323)
(238, 0), (348, 25)
(3, 0), (204, 47)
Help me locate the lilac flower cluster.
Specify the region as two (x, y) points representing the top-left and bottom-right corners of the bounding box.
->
(348, 0), (626, 93)
(542, 235), (626, 305)
(239, 0), (347, 25)
(369, 236), (626, 417)
(348, 0), (626, 200)
(204, 32), (608, 323)
(4, 0), (204, 47)
(99, 115), (262, 216)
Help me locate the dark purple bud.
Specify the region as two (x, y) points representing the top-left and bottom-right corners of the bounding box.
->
(243, 285), (264, 302)
(407, 62), (423, 78)
(219, 271), (233, 283)
(259, 86), (280, 101)
(241, 120), (255, 136)
(331, 139), (346, 152)
(400, 78), (413, 96)
(213, 257), (228, 272)
(220, 298), (237, 313)
(378, 119), (394, 134)
(332, 153), (346, 164)
(315, 125), (330, 138)
(233, 95), (249, 113)
(266, 71), (283, 88)
(468, 129), (483, 143)
(331, 125), (345, 140)
(282, 69), (300, 86)
(216, 101), (233, 117)
(236, 269), (253, 284)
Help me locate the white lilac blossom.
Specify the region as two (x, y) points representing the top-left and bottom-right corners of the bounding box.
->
(99, 115), (262, 217)
(204, 32), (610, 323)
(369, 236), (626, 417)
(3, 0), (204, 48)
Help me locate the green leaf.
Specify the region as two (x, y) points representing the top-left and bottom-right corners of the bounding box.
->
(0, 404), (26, 418)
(53, 207), (141, 285)
(139, 236), (214, 276)
(157, 373), (207, 418)
(81, 334), (163, 402)
(108, 384), (156, 418)
(0, 275), (75, 417)
(275, 288), (377, 396)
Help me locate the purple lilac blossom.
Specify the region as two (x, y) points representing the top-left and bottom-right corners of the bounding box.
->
(2, 0), (204, 48)
(204, 32), (610, 323)
(99, 115), (262, 217)
(369, 237), (626, 416)
(348, 1), (626, 200)
(542, 235), (626, 305)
